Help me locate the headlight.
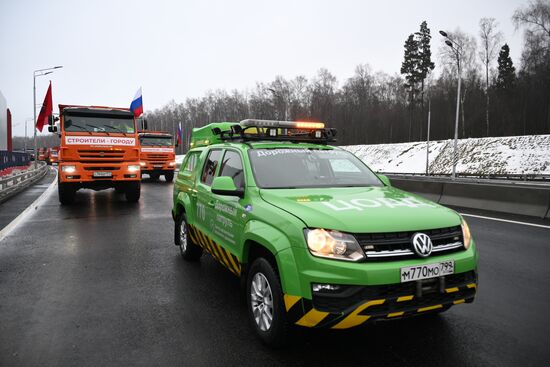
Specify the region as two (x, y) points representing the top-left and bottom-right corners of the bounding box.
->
(461, 219), (472, 249)
(128, 165), (140, 172)
(139, 161), (146, 166)
(169, 161), (176, 166)
(61, 165), (76, 173)
(305, 229), (365, 262)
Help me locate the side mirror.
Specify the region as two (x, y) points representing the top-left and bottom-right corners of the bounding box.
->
(378, 174), (391, 186)
(211, 176), (244, 198)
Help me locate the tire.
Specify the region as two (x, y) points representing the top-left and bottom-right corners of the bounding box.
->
(150, 173), (160, 180)
(125, 181), (141, 202)
(174, 213), (203, 261)
(247, 257), (289, 347)
(164, 171), (174, 182)
(58, 182), (75, 205)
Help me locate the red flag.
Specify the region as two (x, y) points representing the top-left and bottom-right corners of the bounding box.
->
(36, 81), (53, 132)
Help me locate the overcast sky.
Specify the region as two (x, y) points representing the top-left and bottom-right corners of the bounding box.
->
(1, 0), (527, 136)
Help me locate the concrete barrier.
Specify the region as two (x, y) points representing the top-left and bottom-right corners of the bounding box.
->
(389, 175), (550, 219)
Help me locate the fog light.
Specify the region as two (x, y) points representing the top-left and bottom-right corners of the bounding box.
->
(312, 283), (341, 293)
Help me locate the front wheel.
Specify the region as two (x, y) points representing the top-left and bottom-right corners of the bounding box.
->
(58, 182), (75, 205)
(164, 171), (174, 182)
(246, 258), (289, 347)
(125, 181), (141, 202)
(174, 214), (202, 261)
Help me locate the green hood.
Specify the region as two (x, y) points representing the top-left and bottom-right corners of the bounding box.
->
(259, 186), (461, 233)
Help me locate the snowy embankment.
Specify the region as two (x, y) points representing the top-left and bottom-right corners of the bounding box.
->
(342, 135), (550, 175)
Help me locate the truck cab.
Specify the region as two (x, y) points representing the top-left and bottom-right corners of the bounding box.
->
(138, 131), (176, 182)
(56, 105), (141, 204)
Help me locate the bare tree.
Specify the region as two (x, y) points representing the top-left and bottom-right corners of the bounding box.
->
(478, 18), (503, 136)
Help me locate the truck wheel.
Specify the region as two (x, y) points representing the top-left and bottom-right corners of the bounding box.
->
(174, 214), (203, 261)
(164, 172), (174, 182)
(150, 173), (160, 180)
(58, 182), (75, 205)
(247, 257), (289, 347)
(125, 181), (141, 202)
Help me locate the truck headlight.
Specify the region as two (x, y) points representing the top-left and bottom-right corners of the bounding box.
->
(139, 161), (146, 166)
(169, 161), (176, 166)
(305, 229), (365, 262)
(61, 165), (76, 173)
(461, 219), (472, 250)
(128, 165), (140, 172)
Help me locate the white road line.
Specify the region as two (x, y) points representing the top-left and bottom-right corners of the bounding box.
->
(0, 168), (58, 242)
(460, 213), (550, 229)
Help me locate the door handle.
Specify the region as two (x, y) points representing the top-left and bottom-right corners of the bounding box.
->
(207, 201), (215, 207)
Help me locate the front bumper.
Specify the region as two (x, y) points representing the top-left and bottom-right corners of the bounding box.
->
(59, 162), (141, 183)
(140, 162), (175, 173)
(280, 241), (478, 329)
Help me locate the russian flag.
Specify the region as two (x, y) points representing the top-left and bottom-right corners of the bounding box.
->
(130, 87), (143, 117)
(177, 122), (182, 145)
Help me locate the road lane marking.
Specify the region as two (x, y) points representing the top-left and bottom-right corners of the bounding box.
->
(0, 168), (58, 243)
(460, 213), (550, 229)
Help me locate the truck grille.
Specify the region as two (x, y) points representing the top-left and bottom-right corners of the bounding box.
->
(78, 149), (125, 163)
(147, 154), (170, 161)
(356, 226), (464, 261)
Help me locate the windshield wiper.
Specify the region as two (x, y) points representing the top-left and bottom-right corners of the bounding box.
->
(66, 121), (92, 134)
(104, 124), (128, 135)
(86, 123), (110, 135)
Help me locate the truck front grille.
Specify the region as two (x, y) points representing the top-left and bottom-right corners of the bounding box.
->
(356, 226), (464, 261)
(78, 149), (125, 162)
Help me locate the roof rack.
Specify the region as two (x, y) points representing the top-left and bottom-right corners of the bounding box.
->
(211, 119), (337, 145)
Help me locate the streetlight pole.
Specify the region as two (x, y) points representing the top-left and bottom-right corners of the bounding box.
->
(33, 66), (62, 167)
(439, 31), (462, 179)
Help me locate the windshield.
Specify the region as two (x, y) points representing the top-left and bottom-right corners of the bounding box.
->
(248, 148), (383, 188)
(63, 114), (135, 134)
(139, 136), (173, 146)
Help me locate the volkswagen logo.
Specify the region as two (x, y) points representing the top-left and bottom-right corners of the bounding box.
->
(411, 233), (433, 257)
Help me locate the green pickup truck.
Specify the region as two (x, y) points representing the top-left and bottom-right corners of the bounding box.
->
(172, 119), (478, 346)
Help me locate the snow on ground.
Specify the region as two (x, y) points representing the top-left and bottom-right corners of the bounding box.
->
(342, 135), (550, 175)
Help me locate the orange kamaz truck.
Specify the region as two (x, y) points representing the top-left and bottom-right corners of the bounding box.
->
(46, 147), (59, 165)
(53, 105), (141, 204)
(138, 131), (176, 181)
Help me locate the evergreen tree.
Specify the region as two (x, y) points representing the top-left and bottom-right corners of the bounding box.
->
(400, 34), (422, 141)
(496, 44), (516, 90)
(415, 21), (435, 139)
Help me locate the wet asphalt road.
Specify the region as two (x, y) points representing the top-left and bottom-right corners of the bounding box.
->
(1, 179), (550, 367)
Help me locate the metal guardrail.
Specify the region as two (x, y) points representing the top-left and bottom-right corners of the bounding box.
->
(383, 172), (550, 182)
(0, 162), (49, 204)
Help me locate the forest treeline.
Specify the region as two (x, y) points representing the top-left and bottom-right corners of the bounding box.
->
(14, 1), (550, 152)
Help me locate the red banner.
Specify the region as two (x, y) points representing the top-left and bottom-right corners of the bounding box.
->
(36, 81), (52, 132)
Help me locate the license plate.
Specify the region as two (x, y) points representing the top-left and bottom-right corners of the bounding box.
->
(400, 261), (454, 282)
(154, 165), (162, 168)
(93, 171), (112, 178)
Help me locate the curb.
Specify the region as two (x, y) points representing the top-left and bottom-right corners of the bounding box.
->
(0, 167), (58, 243)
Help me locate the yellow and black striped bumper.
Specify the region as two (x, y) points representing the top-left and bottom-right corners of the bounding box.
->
(188, 224), (242, 276)
(283, 282), (477, 329)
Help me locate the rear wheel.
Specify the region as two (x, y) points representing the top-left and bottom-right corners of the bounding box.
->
(58, 182), (75, 205)
(125, 181), (141, 202)
(246, 257), (289, 347)
(174, 213), (202, 261)
(164, 171), (174, 182)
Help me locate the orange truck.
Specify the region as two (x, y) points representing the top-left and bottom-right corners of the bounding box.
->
(138, 131), (176, 181)
(52, 105), (141, 204)
(46, 147), (59, 165)
(38, 147), (47, 161)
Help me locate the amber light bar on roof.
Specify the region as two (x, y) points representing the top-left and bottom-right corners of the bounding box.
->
(240, 119), (325, 129)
